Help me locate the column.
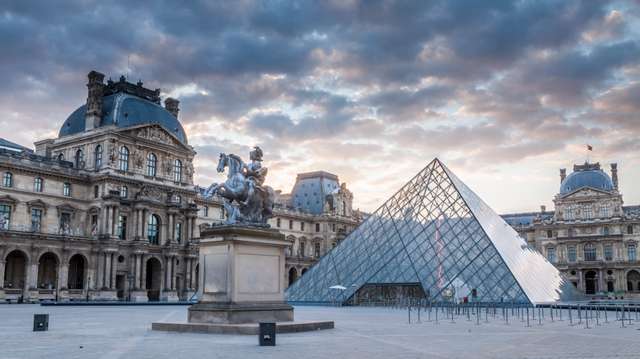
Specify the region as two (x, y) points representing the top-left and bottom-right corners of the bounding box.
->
(577, 269), (583, 293)
(190, 257), (197, 290)
(141, 210), (148, 240)
(0, 260), (5, 289)
(168, 214), (174, 244)
(133, 254), (140, 290)
(101, 207), (108, 235)
(140, 255), (147, 290)
(104, 252), (111, 289)
(598, 269), (604, 293)
(185, 258), (192, 290)
(164, 256), (171, 290)
(96, 252), (104, 289)
(190, 217), (195, 240)
(27, 262), (37, 290)
(110, 253), (117, 290)
(171, 257), (176, 290)
(59, 262), (69, 290)
(111, 208), (117, 236)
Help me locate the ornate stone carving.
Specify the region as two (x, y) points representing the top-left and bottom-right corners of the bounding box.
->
(135, 185), (164, 202)
(137, 126), (173, 145)
(133, 147), (144, 169)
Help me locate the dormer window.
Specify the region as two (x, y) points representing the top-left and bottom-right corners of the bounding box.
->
(146, 153), (157, 177)
(57, 153), (65, 161)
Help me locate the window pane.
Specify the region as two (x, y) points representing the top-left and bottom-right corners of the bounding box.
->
(0, 204), (11, 229)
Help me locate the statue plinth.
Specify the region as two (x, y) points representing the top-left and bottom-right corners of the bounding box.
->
(188, 225), (293, 324)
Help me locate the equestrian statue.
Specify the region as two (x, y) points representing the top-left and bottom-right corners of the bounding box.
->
(205, 146), (275, 226)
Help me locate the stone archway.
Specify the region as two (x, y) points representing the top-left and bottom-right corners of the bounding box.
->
(301, 268), (308, 276)
(4, 250), (28, 291)
(145, 257), (162, 301)
(288, 267), (298, 287)
(67, 254), (86, 290)
(38, 252), (59, 290)
(585, 270), (598, 295)
(627, 270), (640, 292)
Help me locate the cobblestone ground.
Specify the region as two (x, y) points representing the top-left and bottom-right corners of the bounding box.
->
(0, 304), (638, 359)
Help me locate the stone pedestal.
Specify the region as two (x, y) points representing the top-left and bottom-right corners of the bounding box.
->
(188, 225), (293, 324)
(129, 290), (149, 302)
(152, 225), (333, 334)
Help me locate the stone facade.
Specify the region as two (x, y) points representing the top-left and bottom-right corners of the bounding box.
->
(503, 162), (640, 299)
(0, 70), (363, 302)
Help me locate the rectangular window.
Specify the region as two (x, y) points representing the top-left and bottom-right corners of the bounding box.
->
(604, 244), (613, 261)
(94, 185), (99, 198)
(314, 242), (321, 257)
(34, 177), (43, 192)
(600, 205), (610, 218)
(289, 220), (293, 230)
(59, 213), (71, 235)
(175, 222), (182, 243)
(2, 172), (12, 187)
(628, 225), (634, 235)
(118, 215), (127, 240)
(546, 230), (553, 238)
(301, 222), (305, 231)
(63, 182), (71, 197)
(315, 223), (320, 232)
(120, 186), (128, 198)
(567, 246), (577, 262)
(332, 223), (336, 232)
(276, 218), (281, 228)
(628, 245), (637, 261)
(583, 205), (593, 220)
(299, 242), (305, 257)
(204, 206), (209, 217)
(546, 247), (556, 263)
(584, 245), (596, 261)
(0, 204), (11, 230)
(31, 208), (43, 232)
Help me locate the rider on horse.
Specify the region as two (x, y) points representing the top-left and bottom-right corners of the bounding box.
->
(242, 146), (268, 206)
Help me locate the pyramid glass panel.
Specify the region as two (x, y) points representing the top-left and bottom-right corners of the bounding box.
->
(286, 159), (581, 305)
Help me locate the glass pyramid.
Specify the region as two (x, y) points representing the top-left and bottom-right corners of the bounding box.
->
(286, 158), (580, 305)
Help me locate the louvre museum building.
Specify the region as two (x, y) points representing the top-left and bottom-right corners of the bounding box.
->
(1, 71), (638, 304)
(0, 71), (361, 303)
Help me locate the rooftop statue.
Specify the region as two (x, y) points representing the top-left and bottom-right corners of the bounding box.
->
(206, 146), (275, 226)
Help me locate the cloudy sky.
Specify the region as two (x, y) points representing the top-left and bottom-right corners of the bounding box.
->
(2, 1), (640, 213)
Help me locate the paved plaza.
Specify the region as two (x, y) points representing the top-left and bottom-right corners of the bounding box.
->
(0, 305), (639, 359)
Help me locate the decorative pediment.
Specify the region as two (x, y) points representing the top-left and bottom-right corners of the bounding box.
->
(56, 203), (78, 215)
(561, 187), (612, 199)
(119, 124), (186, 149)
(135, 184), (165, 203)
(26, 199), (48, 214)
(0, 194), (17, 206)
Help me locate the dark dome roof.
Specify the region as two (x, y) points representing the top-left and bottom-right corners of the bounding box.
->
(560, 169), (614, 195)
(59, 93), (188, 144)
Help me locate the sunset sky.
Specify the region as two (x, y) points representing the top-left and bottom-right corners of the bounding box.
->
(2, 1), (639, 213)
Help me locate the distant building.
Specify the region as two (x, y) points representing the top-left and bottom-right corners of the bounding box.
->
(0, 70), (363, 303)
(503, 162), (640, 298)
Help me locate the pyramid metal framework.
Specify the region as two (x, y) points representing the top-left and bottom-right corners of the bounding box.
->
(285, 158), (580, 305)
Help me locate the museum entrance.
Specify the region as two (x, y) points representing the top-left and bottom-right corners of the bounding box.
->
(67, 254), (86, 290)
(37, 252), (58, 291)
(4, 250), (27, 294)
(585, 271), (598, 295)
(116, 274), (125, 300)
(351, 283), (427, 305)
(145, 258), (162, 301)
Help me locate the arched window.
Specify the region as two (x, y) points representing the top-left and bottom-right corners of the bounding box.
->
(34, 177), (43, 192)
(119, 146), (129, 171)
(146, 153), (157, 177)
(120, 185), (128, 198)
(174, 159), (182, 182)
(147, 214), (160, 245)
(2, 172), (12, 187)
(94, 145), (103, 169)
(57, 153), (65, 161)
(75, 149), (84, 168)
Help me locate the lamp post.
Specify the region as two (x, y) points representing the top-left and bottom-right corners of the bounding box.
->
(86, 276), (91, 302)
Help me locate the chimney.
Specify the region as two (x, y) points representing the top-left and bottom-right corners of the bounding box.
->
(611, 163), (618, 190)
(560, 168), (566, 184)
(540, 205), (546, 213)
(164, 97), (180, 118)
(85, 70), (105, 131)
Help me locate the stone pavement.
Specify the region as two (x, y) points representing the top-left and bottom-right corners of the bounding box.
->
(0, 304), (638, 359)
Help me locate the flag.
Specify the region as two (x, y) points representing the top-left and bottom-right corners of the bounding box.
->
(587, 144), (593, 151)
